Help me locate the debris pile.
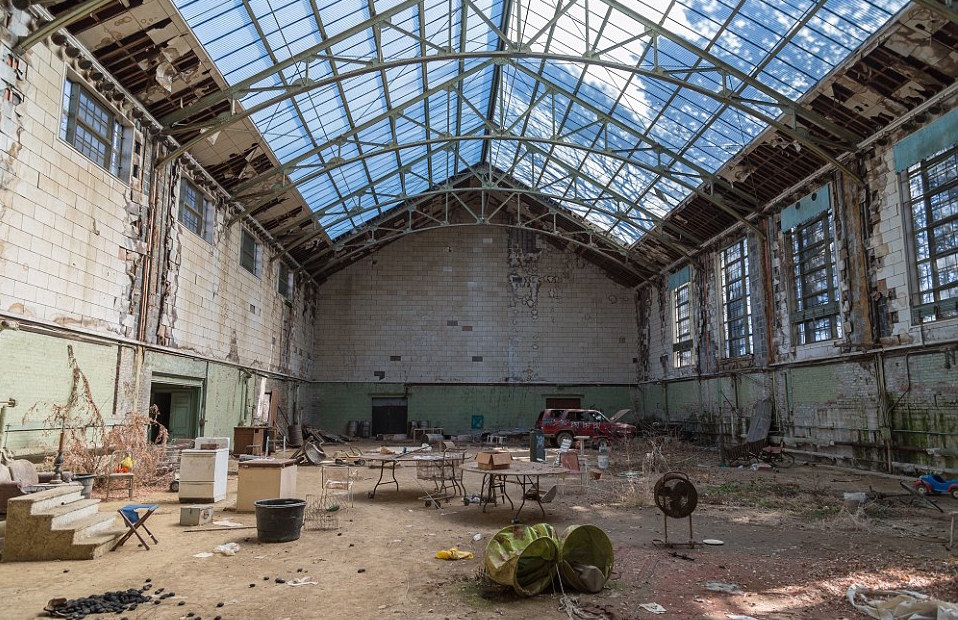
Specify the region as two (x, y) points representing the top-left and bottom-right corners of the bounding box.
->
(44, 588), (152, 618)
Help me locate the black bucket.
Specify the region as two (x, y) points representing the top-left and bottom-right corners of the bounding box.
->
(254, 498), (306, 543)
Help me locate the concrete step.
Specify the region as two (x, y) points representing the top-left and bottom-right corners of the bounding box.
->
(34, 499), (102, 529)
(52, 532), (120, 561)
(23, 484), (84, 513)
(52, 512), (119, 544)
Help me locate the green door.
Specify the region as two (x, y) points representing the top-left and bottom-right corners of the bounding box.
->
(169, 391), (196, 439)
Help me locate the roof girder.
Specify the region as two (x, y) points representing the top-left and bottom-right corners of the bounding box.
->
(274, 167), (695, 263)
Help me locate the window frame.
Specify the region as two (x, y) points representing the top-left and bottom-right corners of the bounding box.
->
(177, 178), (210, 240)
(901, 142), (958, 324)
(719, 237), (753, 358)
(672, 280), (693, 368)
(61, 78), (123, 176)
(787, 209), (842, 345)
(240, 229), (260, 276)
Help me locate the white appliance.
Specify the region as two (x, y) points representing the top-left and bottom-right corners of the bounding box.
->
(179, 437), (230, 503)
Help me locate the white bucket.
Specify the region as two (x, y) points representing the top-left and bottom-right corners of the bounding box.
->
(843, 492), (866, 512)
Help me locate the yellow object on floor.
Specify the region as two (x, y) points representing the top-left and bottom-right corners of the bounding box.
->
(435, 547), (473, 560)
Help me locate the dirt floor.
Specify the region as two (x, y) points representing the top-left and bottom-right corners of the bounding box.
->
(0, 438), (956, 620)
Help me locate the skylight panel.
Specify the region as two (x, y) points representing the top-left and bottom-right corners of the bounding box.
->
(608, 220), (644, 245)
(425, 59), (461, 88)
(381, 64), (423, 103)
(318, 0), (369, 37)
(394, 107), (428, 144)
(341, 74), (388, 121)
(298, 177), (339, 208)
(422, 0), (459, 48)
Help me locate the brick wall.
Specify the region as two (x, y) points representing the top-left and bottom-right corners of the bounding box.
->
(313, 226), (639, 383)
(0, 24), (314, 453)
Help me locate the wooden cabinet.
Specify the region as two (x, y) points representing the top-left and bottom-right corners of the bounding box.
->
(233, 426), (267, 456)
(235, 459), (298, 512)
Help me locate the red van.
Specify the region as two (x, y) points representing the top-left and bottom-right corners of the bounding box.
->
(533, 409), (636, 448)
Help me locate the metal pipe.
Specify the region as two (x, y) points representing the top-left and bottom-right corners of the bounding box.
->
(0, 399), (17, 453)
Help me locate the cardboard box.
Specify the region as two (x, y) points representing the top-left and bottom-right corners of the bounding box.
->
(179, 504), (214, 526)
(477, 450), (512, 470)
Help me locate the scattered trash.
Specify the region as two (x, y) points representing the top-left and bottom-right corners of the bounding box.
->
(212, 543), (240, 556)
(750, 462), (772, 471)
(286, 577), (317, 587)
(435, 547), (474, 560)
(192, 552), (213, 558)
(846, 584), (958, 619)
(639, 602), (667, 613)
(703, 539), (725, 546)
(726, 614), (759, 620)
(705, 582), (743, 594)
(472, 533), (482, 541)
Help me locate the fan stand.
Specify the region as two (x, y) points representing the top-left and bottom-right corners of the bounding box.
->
(651, 471), (698, 548)
(652, 512), (696, 548)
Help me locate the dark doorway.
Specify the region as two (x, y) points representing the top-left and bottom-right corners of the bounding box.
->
(150, 384), (200, 440)
(371, 397), (408, 436)
(545, 397), (581, 409)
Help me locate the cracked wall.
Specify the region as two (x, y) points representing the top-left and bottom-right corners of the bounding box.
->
(313, 226), (639, 385)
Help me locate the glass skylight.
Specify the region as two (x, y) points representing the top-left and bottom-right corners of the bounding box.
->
(174, 0), (908, 247)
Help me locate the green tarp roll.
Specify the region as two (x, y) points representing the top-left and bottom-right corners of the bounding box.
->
(558, 524), (614, 593)
(483, 523), (560, 597)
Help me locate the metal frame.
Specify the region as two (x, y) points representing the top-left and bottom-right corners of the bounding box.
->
(155, 0), (904, 277)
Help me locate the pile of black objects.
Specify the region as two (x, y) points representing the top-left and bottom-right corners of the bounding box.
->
(44, 587), (152, 618)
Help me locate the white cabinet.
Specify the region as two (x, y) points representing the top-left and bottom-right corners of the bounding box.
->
(179, 448), (229, 503)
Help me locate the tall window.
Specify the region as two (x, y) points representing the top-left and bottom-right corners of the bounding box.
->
(789, 210), (842, 344)
(673, 281), (692, 368)
(278, 262), (292, 299)
(902, 143), (958, 323)
(178, 179), (209, 239)
(240, 229), (259, 275)
(61, 79), (122, 176)
(720, 238), (752, 357)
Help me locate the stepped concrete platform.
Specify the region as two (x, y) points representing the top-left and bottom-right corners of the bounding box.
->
(2, 484), (121, 562)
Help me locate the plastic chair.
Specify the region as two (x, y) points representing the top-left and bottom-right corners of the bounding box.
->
(105, 451), (135, 501)
(111, 504), (159, 551)
(558, 450), (587, 494)
(322, 465), (354, 508)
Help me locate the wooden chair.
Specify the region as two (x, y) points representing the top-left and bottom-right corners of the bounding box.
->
(105, 451), (135, 501)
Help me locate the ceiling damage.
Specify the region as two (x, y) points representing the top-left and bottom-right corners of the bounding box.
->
(33, 0), (958, 287)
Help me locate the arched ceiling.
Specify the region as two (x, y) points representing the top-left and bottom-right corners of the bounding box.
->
(38, 0), (958, 285)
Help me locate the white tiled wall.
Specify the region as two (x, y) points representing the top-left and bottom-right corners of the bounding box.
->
(314, 226), (639, 383)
